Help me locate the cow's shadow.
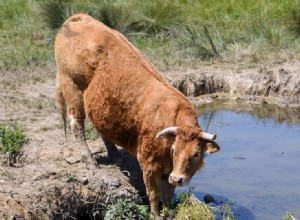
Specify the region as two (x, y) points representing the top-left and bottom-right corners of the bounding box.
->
(94, 148), (148, 203)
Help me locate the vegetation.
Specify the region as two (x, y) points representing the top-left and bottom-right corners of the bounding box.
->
(158, 192), (235, 220)
(84, 119), (100, 140)
(284, 211), (298, 220)
(174, 193), (215, 220)
(0, 122), (28, 154)
(1, 0), (300, 70)
(104, 198), (149, 220)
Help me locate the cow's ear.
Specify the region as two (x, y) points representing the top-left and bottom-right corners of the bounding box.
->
(205, 141), (220, 154)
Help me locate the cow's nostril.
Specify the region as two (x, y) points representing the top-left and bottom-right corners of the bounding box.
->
(178, 177), (183, 184)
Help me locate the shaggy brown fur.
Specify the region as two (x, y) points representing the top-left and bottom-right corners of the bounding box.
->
(55, 14), (220, 218)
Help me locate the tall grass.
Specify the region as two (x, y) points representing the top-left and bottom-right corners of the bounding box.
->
(0, 0), (53, 70)
(1, 0), (300, 70)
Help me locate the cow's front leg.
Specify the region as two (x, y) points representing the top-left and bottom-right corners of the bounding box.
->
(142, 168), (162, 219)
(161, 178), (176, 209)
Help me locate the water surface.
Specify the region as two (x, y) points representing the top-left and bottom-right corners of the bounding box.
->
(182, 101), (300, 220)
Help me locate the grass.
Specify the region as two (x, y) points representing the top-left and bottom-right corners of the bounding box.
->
(284, 211), (298, 220)
(1, 0), (300, 71)
(159, 192), (235, 220)
(0, 0), (53, 70)
(84, 119), (100, 141)
(0, 122), (28, 154)
(174, 193), (215, 220)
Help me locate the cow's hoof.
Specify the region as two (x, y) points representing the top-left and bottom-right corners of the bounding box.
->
(82, 154), (98, 169)
(150, 213), (163, 220)
(86, 162), (98, 170)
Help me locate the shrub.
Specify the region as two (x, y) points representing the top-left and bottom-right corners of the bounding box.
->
(179, 23), (223, 60)
(39, 0), (74, 31)
(132, 0), (183, 37)
(104, 198), (149, 220)
(0, 123), (28, 154)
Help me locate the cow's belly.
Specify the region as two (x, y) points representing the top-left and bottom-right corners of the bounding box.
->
(84, 80), (139, 155)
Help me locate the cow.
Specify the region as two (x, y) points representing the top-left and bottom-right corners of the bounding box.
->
(55, 13), (220, 218)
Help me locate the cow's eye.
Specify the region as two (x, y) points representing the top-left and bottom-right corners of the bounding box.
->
(193, 151), (200, 158)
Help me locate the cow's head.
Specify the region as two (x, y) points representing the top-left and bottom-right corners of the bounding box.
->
(156, 126), (220, 186)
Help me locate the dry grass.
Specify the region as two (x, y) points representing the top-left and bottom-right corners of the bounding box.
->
(175, 194), (215, 220)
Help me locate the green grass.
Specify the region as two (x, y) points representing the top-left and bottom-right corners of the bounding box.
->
(84, 119), (100, 141)
(1, 0), (300, 70)
(0, 122), (28, 154)
(0, 0), (53, 70)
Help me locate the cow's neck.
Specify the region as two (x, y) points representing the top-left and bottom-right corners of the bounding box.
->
(175, 104), (199, 128)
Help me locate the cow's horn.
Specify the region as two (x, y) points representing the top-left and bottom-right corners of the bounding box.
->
(156, 127), (177, 138)
(201, 132), (217, 140)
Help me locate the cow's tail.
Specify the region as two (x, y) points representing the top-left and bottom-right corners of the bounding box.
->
(56, 85), (67, 140)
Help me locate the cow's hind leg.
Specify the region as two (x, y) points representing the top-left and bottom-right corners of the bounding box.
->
(59, 75), (97, 169)
(70, 116), (97, 169)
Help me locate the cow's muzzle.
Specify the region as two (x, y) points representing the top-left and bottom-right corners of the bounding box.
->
(169, 173), (188, 186)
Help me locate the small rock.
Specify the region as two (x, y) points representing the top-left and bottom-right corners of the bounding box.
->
(81, 177), (89, 185)
(65, 177), (75, 183)
(204, 194), (215, 204)
(66, 156), (80, 164)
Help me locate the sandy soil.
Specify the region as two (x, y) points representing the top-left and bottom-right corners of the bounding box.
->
(0, 61), (299, 219)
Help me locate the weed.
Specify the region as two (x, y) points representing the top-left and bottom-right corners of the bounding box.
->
(104, 198), (149, 220)
(284, 211), (298, 220)
(0, 122), (28, 154)
(84, 120), (99, 141)
(218, 200), (235, 220)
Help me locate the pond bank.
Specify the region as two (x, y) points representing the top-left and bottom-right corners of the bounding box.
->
(163, 61), (300, 108)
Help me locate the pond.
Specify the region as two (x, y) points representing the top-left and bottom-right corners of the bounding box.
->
(181, 100), (300, 220)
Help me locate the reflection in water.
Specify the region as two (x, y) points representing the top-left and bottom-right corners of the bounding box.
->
(183, 101), (300, 220)
(196, 100), (300, 125)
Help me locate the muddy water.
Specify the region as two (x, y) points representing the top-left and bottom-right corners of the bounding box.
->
(183, 100), (300, 220)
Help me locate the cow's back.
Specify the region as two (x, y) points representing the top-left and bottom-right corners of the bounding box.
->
(55, 13), (192, 155)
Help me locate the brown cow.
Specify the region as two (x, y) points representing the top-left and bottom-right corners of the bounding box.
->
(55, 14), (220, 218)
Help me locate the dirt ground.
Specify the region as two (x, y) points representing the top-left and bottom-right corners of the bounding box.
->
(0, 61), (299, 219)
